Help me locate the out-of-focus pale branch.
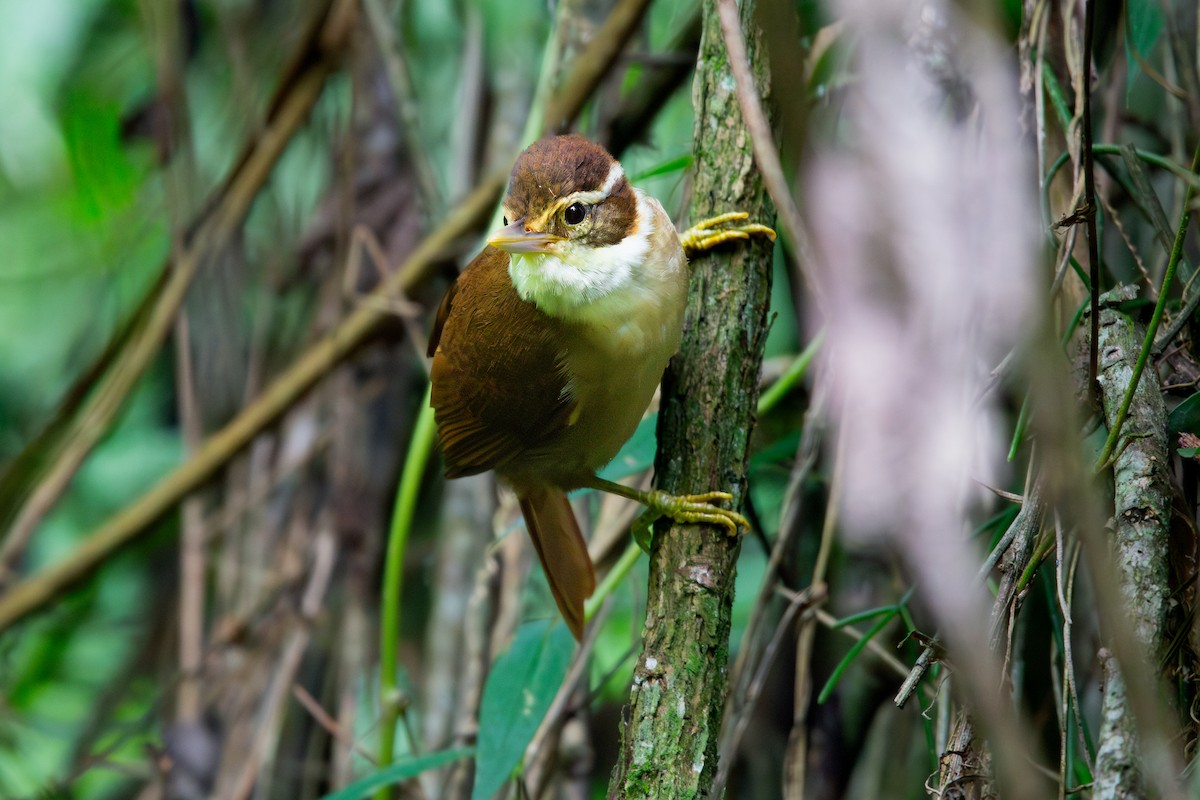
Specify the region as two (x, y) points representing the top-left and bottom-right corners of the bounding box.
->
(809, 1), (1040, 795)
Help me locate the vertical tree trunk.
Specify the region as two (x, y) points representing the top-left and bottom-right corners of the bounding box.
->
(607, 0), (776, 795)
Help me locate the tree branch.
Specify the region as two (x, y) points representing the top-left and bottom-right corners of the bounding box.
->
(606, 0), (776, 794)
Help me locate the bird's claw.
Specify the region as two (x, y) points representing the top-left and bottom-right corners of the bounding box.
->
(679, 212), (777, 256)
(645, 489), (750, 537)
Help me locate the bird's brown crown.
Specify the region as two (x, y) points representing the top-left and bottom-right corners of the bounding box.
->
(505, 135), (637, 248)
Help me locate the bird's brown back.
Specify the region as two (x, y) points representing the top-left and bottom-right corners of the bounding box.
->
(428, 246), (577, 480)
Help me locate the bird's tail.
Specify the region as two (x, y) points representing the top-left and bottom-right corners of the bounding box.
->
(518, 487), (596, 641)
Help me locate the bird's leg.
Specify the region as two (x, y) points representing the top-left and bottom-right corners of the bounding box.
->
(581, 475), (749, 537)
(678, 212), (776, 256)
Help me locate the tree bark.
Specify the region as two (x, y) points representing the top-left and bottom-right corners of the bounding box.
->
(1092, 299), (1171, 800)
(606, 0), (775, 795)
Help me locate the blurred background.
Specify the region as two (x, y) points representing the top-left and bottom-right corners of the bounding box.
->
(3, 0), (1200, 798)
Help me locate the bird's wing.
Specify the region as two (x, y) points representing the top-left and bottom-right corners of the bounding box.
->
(429, 247), (576, 478)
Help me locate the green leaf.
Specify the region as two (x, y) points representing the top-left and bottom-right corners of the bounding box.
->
(818, 610), (897, 704)
(1168, 393), (1200, 437)
(598, 414), (657, 481)
(1124, 0), (1163, 104)
(472, 620), (574, 800)
(630, 154), (693, 182)
(1178, 447), (1200, 458)
(321, 748), (473, 800)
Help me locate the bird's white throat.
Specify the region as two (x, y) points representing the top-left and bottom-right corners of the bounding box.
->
(509, 191), (656, 320)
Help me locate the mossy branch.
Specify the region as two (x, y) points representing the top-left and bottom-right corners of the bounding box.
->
(606, 0), (777, 794)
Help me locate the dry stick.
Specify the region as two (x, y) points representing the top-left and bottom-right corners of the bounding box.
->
(0, 0), (661, 634)
(715, 0), (822, 308)
(986, 477), (1046, 652)
(711, 585), (820, 797)
(1061, 540), (1091, 775)
(292, 684), (377, 765)
(1099, 191), (1156, 293)
(780, 428), (843, 799)
(1055, 527), (1091, 795)
(522, 601), (611, 797)
(143, 0), (207, 727)
(230, 530), (337, 800)
(0, 0), (357, 570)
(175, 315), (206, 725)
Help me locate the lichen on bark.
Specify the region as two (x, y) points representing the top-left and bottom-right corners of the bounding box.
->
(1092, 296), (1171, 800)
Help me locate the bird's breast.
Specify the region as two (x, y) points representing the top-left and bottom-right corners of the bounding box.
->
(553, 245), (688, 472)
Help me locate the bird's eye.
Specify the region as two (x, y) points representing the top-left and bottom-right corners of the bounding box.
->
(563, 202), (587, 225)
(502, 216), (509, 225)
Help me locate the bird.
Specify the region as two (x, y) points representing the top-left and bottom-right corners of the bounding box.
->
(427, 134), (772, 640)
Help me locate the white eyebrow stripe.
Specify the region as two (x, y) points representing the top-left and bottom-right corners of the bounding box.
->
(600, 161), (625, 195)
(563, 189), (609, 206)
(562, 164), (626, 208)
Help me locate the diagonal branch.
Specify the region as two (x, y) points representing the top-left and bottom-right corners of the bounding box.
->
(0, 0), (358, 570)
(0, 0), (665, 635)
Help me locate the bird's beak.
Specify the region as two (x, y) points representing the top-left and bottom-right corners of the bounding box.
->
(488, 219), (564, 255)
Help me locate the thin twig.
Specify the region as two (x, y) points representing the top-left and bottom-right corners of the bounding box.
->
(523, 602), (611, 796)
(292, 684), (377, 765)
(230, 530), (338, 800)
(1095, 141), (1200, 469)
(714, 0), (823, 309)
(712, 583), (823, 795)
(1082, 0), (1101, 405)
(780, 423), (845, 796)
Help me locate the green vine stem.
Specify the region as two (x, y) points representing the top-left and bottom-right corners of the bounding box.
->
(1094, 142), (1200, 470)
(757, 329), (823, 415)
(376, 384), (437, 798)
(583, 541), (642, 623)
(1044, 144), (1200, 198)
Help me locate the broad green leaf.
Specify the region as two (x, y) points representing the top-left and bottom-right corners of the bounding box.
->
(472, 620), (574, 800)
(321, 748), (473, 800)
(1124, 0), (1163, 104)
(1168, 393), (1200, 437)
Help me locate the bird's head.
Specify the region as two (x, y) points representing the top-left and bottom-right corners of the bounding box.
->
(488, 135), (654, 317)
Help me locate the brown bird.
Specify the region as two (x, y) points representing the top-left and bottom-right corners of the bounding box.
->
(427, 135), (770, 640)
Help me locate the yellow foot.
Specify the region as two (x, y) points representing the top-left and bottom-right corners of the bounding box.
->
(643, 489), (750, 536)
(679, 212), (777, 256)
